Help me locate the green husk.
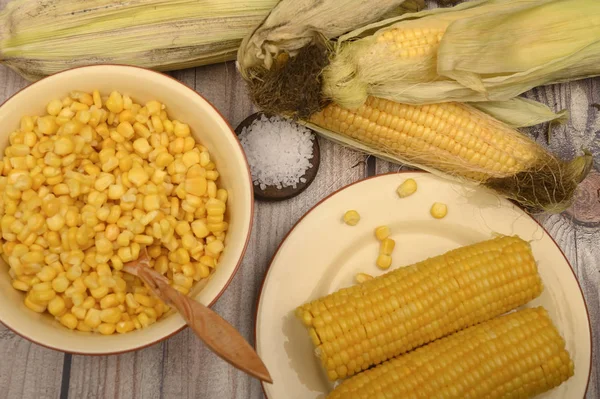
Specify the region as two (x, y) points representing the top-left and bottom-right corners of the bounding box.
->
(0, 0), (280, 81)
(237, 0), (418, 78)
(324, 0), (600, 108)
(472, 98), (569, 128)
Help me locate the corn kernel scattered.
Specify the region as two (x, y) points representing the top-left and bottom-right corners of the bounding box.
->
(430, 202), (448, 219)
(396, 178), (418, 198)
(376, 254), (392, 270)
(374, 226), (390, 241)
(343, 210), (360, 226)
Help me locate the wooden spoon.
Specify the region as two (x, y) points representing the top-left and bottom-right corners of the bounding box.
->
(124, 249), (273, 383)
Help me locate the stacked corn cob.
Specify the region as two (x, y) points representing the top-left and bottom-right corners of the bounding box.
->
(296, 235), (543, 380)
(295, 236), (574, 397)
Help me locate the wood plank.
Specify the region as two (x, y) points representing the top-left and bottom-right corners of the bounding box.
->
(0, 64), (66, 399)
(0, 324), (65, 399)
(67, 345), (164, 399)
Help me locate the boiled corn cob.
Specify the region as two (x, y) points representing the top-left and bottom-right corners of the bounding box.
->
(296, 235), (543, 381)
(308, 97), (591, 212)
(328, 307), (574, 399)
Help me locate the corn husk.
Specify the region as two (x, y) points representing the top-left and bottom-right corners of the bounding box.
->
(472, 98), (569, 128)
(236, 0), (417, 78)
(324, 0), (600, 108)
(0, 0), (279, 81)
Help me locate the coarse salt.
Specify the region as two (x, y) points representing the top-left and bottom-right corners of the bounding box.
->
(239, 114), (314, 190)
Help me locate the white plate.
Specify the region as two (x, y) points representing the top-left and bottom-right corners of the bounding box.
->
(256, 172), (591, 399)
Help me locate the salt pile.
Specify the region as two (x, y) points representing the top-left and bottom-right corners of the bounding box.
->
(239, 115), (315, 190)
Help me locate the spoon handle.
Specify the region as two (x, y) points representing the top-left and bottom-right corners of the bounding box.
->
(135, 265), (273, 384)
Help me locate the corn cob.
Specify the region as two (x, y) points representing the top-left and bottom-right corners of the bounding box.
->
(308, 97), (591, 212)
(296, 236), (543, 381)
(328, 307), (574, 399)
(323, 0), (600, 107)
(0, 0), (279, 81)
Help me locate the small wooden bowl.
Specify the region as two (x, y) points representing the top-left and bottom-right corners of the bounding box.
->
(235, 112), (320, 201)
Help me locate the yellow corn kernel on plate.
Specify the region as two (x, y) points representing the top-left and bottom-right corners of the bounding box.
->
(255, 172), (591, 399)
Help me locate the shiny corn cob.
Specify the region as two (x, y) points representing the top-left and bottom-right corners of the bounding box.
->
(328, 307), (574, 399)
(310, 97), (544, 182)
(296, 236), (543, 381)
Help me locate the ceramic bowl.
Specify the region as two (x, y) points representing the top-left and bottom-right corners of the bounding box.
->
(0, 65), (253, 354)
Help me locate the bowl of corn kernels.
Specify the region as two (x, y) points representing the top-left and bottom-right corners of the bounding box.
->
(0, 65), (254, 354)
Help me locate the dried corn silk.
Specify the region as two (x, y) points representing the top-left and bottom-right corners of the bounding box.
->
(239, 115), (314, 190)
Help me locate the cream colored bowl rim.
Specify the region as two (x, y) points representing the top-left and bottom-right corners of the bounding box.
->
(0, 64), (254, 355)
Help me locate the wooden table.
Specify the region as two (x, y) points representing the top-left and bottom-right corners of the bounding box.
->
(1, 10), (599, 399)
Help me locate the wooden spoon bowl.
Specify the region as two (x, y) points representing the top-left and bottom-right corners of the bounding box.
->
(235, 112), (320, 201)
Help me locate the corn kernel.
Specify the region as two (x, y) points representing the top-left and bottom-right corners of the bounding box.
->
(430, 202), (448, 219)
(397, 178), (418, 198)
(380, 238), (395, 256)
(355, 273), (374, 284)
(196, 264), (210, 279)
(100, 308), (122, 324)
(128, 166), (149, 187)
(90, 285), (110, 299)
(37, 266), (58, 282)
(82, 296), (96, 309)
(24, 295), (46, 313)
(173, 122), (190, 137)
(343, 210), (360, 226)
(117, 247), (133, 262)
(84, 308), (102, 328)
(146, 101), (162, 116)
(133, 138), (152, 156)
(60, 313), (78, 330)
(189, 221), (208, 239)
(107, 184), (125, 200)
(376, 254), (392, 270)
(76, 321), (93, 332)
(116, 320), (135, 334)
(374, 226), (390, 241)
(12, 280), (29, 291)
(125, 293), (140, 309)
(52, 275), (70, 293)
(206, 240), (224, 256)
(106, 91), (124, 114)
(46, 99), (63, 116)
(98, 323), (116, 335)
(155, 152), (174, 168)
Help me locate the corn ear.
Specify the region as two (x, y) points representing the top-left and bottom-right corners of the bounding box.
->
(324, 0), (600, 108)
(328, 307), (574, 399)
(0, 0), (279, 81)
(306, 96), (592, 213)
(237, 0), (416, 77)
(437, 0), (600, 99)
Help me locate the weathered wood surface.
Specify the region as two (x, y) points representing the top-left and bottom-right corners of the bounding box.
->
(1, 0), (599, 397)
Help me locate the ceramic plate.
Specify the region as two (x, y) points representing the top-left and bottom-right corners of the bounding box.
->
(256, 172), (591, 399)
